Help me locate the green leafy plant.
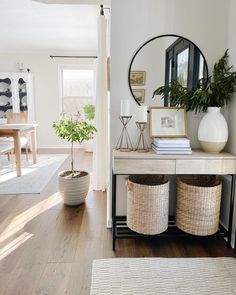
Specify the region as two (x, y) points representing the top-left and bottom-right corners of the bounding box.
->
(83, 104), (95, 121)
(52, 114), (97, 177)
(152, 50), (236, 113)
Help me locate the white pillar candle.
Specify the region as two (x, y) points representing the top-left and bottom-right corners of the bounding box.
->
(137, 105), (148, 122)
(120, 100), (130, 116)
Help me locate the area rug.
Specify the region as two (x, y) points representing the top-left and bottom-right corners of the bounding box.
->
(90, 257), (236, 295)
(0, 154), (68, 194)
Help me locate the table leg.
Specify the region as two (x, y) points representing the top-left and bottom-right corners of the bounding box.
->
(31, 129), (37, 164)
(228, 174), (236, 248)
(112, 172), (117, 251)
(13, 130), (21, 177)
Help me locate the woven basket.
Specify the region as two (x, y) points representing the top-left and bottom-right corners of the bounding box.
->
(126, 175), (169, 235)
(176, 176), (222, 236)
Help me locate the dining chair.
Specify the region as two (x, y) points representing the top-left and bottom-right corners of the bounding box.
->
(6, 112), (30, 160)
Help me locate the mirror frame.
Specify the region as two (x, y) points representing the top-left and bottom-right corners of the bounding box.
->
(128, 34), (209, 106)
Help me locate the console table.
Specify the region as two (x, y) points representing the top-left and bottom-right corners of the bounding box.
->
(112, 149), (236, 253)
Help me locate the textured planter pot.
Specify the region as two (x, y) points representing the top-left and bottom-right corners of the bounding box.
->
(58, 170), (90, 206)
(198, 107), (228, 153)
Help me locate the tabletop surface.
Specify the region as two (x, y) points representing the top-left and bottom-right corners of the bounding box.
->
(113, 149), (236, 160)
(0, 123), (38, 131)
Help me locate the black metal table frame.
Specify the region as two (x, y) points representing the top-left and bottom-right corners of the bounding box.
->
(112, 171), (236, 255)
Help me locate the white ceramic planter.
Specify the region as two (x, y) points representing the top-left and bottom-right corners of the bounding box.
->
(198, 107), (228, 153)
(58, 171), (90, 206)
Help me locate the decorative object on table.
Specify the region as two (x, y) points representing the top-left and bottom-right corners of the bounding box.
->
(116, 100), (133, 152)
(153, 50), (236, 153)
(132, 89), (145, 104)
(176, 175), (222, 236)
(152, 137), (192, 155)
(126, 175), (169, 235)
(134, 105), (149, 152)
(130, 71), (146, 86)
(149, 107), (187, 138)
(52, 113), (97, 206)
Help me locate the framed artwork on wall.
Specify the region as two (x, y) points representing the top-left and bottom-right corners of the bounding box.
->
(150, 107), (187, 137)
(130, 71), (146, 86)
(133, 89), (145, 104)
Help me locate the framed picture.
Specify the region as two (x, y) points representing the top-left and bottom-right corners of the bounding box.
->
(150, 107), (188, 137)
(133, 89), (145, 103)
(130, 71), (146, 86)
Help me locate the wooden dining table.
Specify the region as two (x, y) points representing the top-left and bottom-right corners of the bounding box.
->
(0, 123), (38, 177)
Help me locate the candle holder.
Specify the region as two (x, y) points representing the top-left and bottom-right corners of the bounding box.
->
(134, 122), (149, 152)
(116, 116), (133, 152)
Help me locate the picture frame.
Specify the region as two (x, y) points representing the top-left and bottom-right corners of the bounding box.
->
(132, 89), (145, 104)
(149, 107), (188, 138)
(130, 71), (146, 86)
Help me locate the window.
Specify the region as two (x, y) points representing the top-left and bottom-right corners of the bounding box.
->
(59, 66), (95, 116)
(164, 38), (207, 106)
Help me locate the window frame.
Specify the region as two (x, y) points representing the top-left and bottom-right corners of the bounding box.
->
(58, 64), (95, 116)
(164, 37), (207, 106)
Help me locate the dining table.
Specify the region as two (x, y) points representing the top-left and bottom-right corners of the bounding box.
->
(0, 123), (38, 177)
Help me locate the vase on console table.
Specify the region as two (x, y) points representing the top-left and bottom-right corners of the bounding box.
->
(198, 107), (228, 153)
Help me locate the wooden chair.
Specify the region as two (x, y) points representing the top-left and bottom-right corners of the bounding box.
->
(0, 142), (14, 160)
(6, 112), (30, 160)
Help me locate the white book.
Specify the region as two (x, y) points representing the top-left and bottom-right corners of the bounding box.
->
(152, 147), (192, 155)
(151, 144), (191, 151)
(154, 143), (191, 148)
(153, 138), (190, 144)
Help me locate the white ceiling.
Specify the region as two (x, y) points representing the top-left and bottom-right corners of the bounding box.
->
(0, 0), (109, 51)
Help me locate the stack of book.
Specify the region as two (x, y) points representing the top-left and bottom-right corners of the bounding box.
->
(152, 138), (192, 155)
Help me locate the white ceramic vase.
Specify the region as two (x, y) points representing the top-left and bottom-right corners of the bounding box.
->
(198, 107), (228, 153)
(58, 171), (90, 206)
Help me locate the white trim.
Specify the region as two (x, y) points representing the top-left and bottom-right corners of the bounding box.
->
(107, 218), (112, 228)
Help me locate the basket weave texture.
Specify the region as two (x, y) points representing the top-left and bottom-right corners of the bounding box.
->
(126, 175), (169, 235)
(176, 176), (222, 236)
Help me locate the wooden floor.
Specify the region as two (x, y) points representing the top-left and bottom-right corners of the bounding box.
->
(0, 150), (234, 295)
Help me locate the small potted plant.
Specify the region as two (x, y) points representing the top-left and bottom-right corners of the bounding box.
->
(52, 113), (97, 205)
(153, 50), (236, 153)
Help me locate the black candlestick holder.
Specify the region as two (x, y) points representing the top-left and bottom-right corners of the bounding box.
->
(116, 116), (133, 152)
(134, 122), (149, 152)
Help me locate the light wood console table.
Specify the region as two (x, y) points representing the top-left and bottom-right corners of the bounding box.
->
(112, 149), (236, 253)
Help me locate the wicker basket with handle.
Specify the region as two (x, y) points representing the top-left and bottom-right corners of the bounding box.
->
(126, 175), (169, 235)
(176, 175), (222, 236)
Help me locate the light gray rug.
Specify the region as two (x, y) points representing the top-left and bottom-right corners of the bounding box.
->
(0, 154), (68, 194)
(91, 257), (236, 295)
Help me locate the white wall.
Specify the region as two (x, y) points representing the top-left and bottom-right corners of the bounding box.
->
(109, 0), (230, 221)
(0, 50), (95, 148)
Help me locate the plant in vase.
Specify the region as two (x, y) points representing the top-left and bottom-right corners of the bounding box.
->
(83, 104), (95, 152)
(52, 113), (97, 205)
(153, 50), (236, 153)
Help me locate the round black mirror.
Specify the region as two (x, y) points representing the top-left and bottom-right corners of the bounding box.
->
(128, 34), (208, 106)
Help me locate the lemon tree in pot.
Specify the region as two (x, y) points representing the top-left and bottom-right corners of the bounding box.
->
(53, 114), (97, 205)
(153, 50), (236, 153)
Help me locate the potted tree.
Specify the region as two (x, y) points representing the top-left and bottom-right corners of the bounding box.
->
(52, 114), (97, 205)
(153, 50), (236, 153)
